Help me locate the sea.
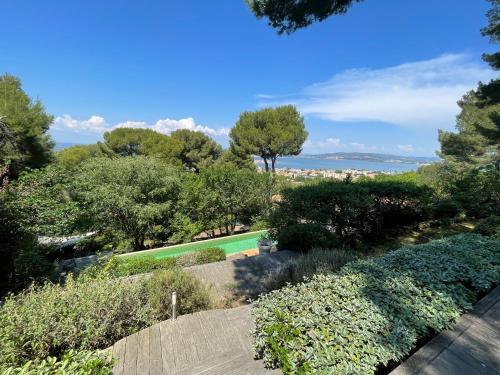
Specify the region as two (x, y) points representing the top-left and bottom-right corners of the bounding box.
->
(55, 142), (424, 173)
(259, 157), (422, 172)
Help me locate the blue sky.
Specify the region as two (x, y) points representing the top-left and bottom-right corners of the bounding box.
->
(1, 0), (496, 156)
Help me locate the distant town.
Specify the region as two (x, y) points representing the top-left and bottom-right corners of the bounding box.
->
(260, 166), (383, 180)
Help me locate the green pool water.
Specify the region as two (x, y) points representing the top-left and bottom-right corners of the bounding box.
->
(120, 230), (267, 260)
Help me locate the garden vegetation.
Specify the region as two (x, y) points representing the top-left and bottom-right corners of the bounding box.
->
(252, 234), (500, 374)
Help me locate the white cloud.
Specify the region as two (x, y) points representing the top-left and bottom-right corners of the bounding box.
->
(53, 115), (108, 133)
(53, 115), (229, 137)
(397, 144), (415, 153)
(325, 137), (344, 146)
(260, 54), (495, 130)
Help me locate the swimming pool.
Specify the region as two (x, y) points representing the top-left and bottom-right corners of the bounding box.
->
(119, 230), (267, 260)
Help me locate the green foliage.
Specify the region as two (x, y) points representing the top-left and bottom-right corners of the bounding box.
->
(1, 350), (113, 375)
(252, 234), (500, 374)
(76, 156), (181, 250)
(474, 216), (500, 238)
(148, 269), (213, 320)
(276, 223), (339, 252)
(230, 105), (308, 173)
(179, 164), (276, 237)
(434, 2), (500, 218)
(97, 248), (225, 277)
(13, 247), (54, 285)
(245, 0), (363, 34)
(0, 188), (53, 295)
(264, 248), (357, 291)
(10, 165), (85, 236)
(194, 247), (226, 264)
(431, 198), (462, 219)
(0, 274), (157, 367)
(55, 143), (115, 169)
(103, 127), (183, 167)
(272, 178), (431, 247)
(216, 149), (257, 171)
(170, 129), (222, 173)
(0, 74), (54, 177)
(481, 0), (500, 70)
(112, 256), (178, 277)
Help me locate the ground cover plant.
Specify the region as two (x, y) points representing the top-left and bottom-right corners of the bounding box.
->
(1, 350), (113, 375)
(252, 234), (500, 374)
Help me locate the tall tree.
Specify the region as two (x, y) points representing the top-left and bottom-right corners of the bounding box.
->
(230, 105), (308, 173)
(170, 129), (222, 173)
(0, 74), (54, 176)
(103, 127), (182, 166)
(435, 0), (500, 216)
(55, 142), (115, 169)
(481, 0), (500, 70)
(245, 0), (362, 34)
(76, 157), (181, 250)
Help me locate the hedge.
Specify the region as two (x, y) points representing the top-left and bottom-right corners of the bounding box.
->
(252, 234), (500, 374)
(86, 247), (227, 278)
(271, 179), (432, 246)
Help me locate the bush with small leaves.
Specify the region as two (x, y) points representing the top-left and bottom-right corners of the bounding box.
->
(195, 247), (226, 264)
(474, 216), (500, 238)
(1, 350), (113, 375)
(252, 234), (500, 374)
(0, 274), (157, 367)
(148, 269), (213, 321)
(277, 223), (339, 252)
(113, 256), (177, 276)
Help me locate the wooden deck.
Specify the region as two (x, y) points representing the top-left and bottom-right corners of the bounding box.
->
(184, 250), (297, 300)
(112, 251), (296, 374)
(111, 306), (280, 375)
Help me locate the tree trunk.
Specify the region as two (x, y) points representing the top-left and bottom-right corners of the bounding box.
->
(271, 157), (277, 174)
(263, 158), (269, 172)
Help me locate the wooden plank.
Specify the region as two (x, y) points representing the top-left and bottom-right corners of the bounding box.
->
(149, 325), (163, 375)
(112, 338), (126, 375)
(136, 328), (150, 375)
(123, 332), (139, 375)
(160, 319), (176, 371)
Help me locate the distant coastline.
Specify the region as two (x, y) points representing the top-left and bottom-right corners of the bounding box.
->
(55, 142), (438, 172)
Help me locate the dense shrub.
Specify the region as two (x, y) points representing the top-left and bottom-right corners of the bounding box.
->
(252, 234), (500, 374)
(176, 248), (226, 268)
(1, 350), (113, 375)
(276, 223), (339, 252)
(272, 178), (432, 247)
(194, 247), (226, 264)
(474, 216), (500, 238)
(431, 198), (462, 219)
(112, 256), (177, 276)
(361, 179), (432, 227)
(148, 269), (213, 320)
(264, 248), (357, 291)
(0, 275), (157, 367)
